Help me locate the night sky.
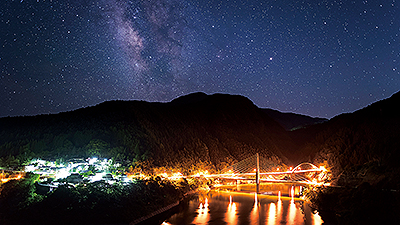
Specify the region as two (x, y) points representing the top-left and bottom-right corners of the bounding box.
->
(1, 0), (399, 118)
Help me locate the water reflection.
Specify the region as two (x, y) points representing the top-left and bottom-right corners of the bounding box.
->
(192, 197), (209, 224)
(226, 195), (237, 225)
(311, 211), (323, 225)
(277, 199), (282, 221)
(267, 202), (276, 225)
(250, 193), (259, 225)
(288, 199), (303, 225)
(265, 198), (283, 225)
(163, 191), (323, 225)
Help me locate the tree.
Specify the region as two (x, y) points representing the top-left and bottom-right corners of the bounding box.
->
(86, 139), (109, 157)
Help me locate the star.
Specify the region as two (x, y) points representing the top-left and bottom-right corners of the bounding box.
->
(0, 0), (399, 118)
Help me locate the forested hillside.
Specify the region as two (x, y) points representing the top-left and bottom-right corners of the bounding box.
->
(261, 108), (327, 131)
(2, 90), (399, 187)
(297, 91), (400, 188)
(0, 92), (296, 172)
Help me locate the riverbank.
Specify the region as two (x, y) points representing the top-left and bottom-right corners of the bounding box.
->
(131, 200), (180, 225)
(131, 190), (196, 225)
(307, 184), (400, 224)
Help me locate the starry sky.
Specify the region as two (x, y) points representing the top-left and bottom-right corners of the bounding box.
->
(1, 0), (399, 118)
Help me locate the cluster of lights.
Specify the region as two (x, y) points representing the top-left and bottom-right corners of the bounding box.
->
(153, 170), (211, 180)
(156, 171), (185, 180)
(193, 170), (210, 177)
(0, 172), (23, 183)
(23, 157), (129, 187)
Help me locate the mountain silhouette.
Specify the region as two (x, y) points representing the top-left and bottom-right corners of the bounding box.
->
(1, 91), (399, 189)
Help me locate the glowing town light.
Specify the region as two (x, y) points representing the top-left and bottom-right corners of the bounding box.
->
(88, 157), (98, 165)
(25, 165), (37, 172)
(204, 170), (209, 175)
(47, 161), (56, 167)
(0, 173), (23, 183)
(35, 159), (46, 166)
(91, 172), (105, 182)
(159, 173), (168, 178)
(100, 158), (108, 166)
(169, 172), (183, 180)
(276, 168), (279, 171)
(194, 170), (210, 177)
(55, 168), (70, 180)
(319, 166), (327, 171)
(121, 175), (132, 183)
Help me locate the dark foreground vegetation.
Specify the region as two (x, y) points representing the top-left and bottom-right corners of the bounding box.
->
(307, 184), (400, 225)
(298, 92), (400, 224)
(0, 173), (196, 225)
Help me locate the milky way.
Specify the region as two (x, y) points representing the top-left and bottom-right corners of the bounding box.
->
(1, 0), (399, 118)
(98, 0), (192, 99)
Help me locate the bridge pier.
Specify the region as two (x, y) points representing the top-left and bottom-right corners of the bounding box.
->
(236, 180), (241, 191)
(256, 153), (260, 193)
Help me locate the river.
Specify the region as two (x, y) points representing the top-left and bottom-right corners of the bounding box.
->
(162, 190), (323, 225)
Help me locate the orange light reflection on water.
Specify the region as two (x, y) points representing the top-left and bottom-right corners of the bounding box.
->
(250, 193), (259, 225)
(226, 198), (237, 225)
(265, 198), (283, 225)
(267, 202), (277, 225)
(166, 191), (323, 225)
(192, 198), (209, 224)
(288, 200), (304, 225)
(277, 199), (282, 220)
(312, 211), (323, 225)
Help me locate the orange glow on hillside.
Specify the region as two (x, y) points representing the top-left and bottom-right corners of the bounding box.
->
(0, 172), (24, 184)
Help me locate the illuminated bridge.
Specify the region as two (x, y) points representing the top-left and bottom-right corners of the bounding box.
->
(192, 154), (330, 193)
